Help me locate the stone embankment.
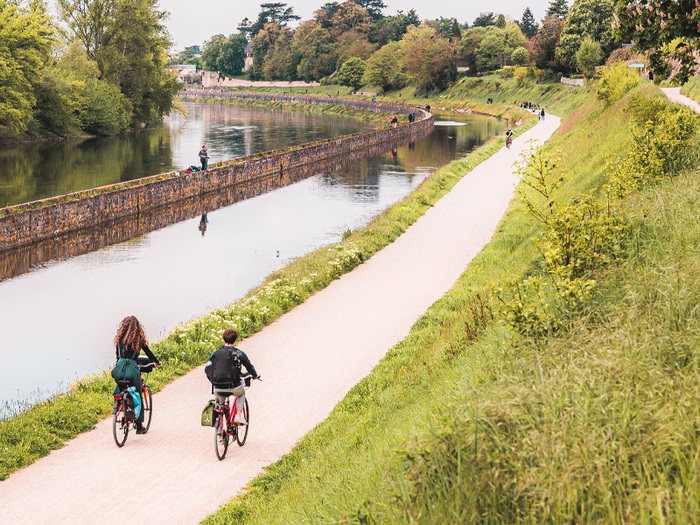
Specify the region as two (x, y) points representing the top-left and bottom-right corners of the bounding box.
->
(0, 92), (433, 252)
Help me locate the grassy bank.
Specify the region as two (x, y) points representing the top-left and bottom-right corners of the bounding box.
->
(201, 79), (700, 522)
(681, 74), (700, 104)
(0, 93), (520, 480)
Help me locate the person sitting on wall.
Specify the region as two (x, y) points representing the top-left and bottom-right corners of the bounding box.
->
(199, 145), (209, 170)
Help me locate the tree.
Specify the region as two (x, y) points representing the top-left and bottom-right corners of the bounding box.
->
(546, 0), (569, 20)
(576, 37), (602, 78)
(472, 24), (528, 71)
(350, 0), (385, 21)
(0, 0), (54, 135)
(337, 57), (366, 89)
(555, 0), (615, 73)
(292, 20), (336, 81)
(401, 26), (457, 91)
(314, 2), (340, 28)
(329, 2), (372, 37)
(531, 15), (565, 71)
(250, 21), (294, 80)
(495, 14), (506, 29)
(519, 7), (539, 38)
(362, 42), (405, 91)
(202, 34), (247, 78)
(370, 9), (419, 45)
(614, 0), (700, 83)
(472, 12), (496, 27)
(511, 46), (531, 65)
(57, 0), (180, 126)
(248, 3), (299, 38)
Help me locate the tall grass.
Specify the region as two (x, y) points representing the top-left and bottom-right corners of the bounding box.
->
(680, 75), (700, 104)
(203, 81), (700, 523)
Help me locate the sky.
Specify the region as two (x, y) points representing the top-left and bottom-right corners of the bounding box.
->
(161, 0), (554, 50)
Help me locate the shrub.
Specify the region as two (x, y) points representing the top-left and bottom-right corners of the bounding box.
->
(596, 62), (639, 104)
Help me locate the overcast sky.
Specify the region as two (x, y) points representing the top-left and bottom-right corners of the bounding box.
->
(161, 0), (554, 50)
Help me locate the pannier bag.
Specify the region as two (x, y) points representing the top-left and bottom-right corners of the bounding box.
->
(201, 399), (217, 427)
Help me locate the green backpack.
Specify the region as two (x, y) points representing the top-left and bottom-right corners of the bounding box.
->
(201, 399), (217, 427)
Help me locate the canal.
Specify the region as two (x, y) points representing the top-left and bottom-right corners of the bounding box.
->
(0, 102), (505, 416)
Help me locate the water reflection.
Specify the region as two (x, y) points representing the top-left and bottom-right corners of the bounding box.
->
(0, 109), (504, 415)
(0, 103), (372, 207)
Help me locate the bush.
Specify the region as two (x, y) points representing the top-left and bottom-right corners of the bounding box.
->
(596, 62), (640, 104)
(78, 79), (132, 136)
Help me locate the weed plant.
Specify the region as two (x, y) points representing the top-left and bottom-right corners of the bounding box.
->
(680, 74), (700, 103)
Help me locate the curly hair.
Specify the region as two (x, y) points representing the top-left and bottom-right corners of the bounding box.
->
(114, 316), (147, 352)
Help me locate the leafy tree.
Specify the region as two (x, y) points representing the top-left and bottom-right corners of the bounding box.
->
(401, 25), (457, 91)
(511, 46), (531, 65)
(202, 34), (247, 78)
(250, 21), (294, 80)
(337, 57), (366, 89)
(176, 46), (202, 67)
(472, 24), (528, 71)
(519, 7), (539, 38)
(546, 0), (569, 20)
(57, 0), (179, 126)
(292, 20), (336, 81)
(329, 2), (372, 37)
(472, 12), (496, 27)
(78, 78), (131, 135)
(32, 68), (82, 136)
(370, 9), (420, 45)
(362, 41), (405, 91)
(249, 3), (299, 38)
(314, 2), (340, 28)
(555, 0), (615, 73)
(614, 0), (700, 83)
(350, 0), (385, 21)
(334, 29), (374, 67)
(576, 37), (603, 78)
(0, 0), (54, 136)
(531, 15), (565, 71)
(495, 14), (507, 29)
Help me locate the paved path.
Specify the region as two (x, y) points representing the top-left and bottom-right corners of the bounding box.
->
(662, 87), (700, 113)
(0, 115), (560, 524)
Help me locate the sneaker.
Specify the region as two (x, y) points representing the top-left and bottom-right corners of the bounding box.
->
(233, 413), (247, 426)
(135, 423), (146, 434)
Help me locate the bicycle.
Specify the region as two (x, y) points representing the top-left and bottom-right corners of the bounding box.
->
(213, 374), (259, 460)
(506, 136), (513, 149)
(112, 356), (156, 447)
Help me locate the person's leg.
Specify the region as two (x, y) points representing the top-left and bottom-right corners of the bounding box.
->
(231, 385), (246, 424)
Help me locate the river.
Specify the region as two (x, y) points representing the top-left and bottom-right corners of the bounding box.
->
(0, 102), (504, 416)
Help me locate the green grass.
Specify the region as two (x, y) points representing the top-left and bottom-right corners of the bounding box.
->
(201, 80), (700, 523)
(681, 75), (700, 104)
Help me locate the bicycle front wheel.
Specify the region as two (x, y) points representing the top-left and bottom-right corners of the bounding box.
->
(235, 398), (249, 446)
(142, 385), (153, 433)
(214, 412), (229, 460)
(112, 400), (129, 447)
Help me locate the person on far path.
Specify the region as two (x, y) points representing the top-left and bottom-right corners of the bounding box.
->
(540, 108), (545, 121)
(111, 316), (161, 434)
(199, 145), (209, 170)
(206, 329), (260, 425)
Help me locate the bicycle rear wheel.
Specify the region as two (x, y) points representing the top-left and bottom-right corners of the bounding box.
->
(141, 385), (153, 433)
(112, 400), (129, 447)
(235, 399), (249, 446)
(214, 411), (229, 460)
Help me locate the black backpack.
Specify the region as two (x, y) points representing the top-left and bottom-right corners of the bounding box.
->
(205, 347), (242, 386)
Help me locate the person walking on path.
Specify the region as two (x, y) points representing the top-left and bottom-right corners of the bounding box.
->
(199, 145), (209, 170)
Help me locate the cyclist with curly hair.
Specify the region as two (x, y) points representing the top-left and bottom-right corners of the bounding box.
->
(111, 316), (161, 434)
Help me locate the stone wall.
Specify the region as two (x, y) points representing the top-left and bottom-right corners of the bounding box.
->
(0, 94), (433, 252)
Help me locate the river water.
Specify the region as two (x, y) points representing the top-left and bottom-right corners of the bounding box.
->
(0, 103), (504, 416)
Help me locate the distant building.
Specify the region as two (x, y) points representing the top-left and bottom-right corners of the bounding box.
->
(172, 64), (199, 83)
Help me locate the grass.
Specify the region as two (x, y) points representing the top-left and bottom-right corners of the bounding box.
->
(681, 74), (700, 104)
(200, 80), (700, 523)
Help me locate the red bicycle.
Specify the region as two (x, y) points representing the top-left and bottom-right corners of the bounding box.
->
(112, 356), (156, 447)
(213, 374), (259, 460)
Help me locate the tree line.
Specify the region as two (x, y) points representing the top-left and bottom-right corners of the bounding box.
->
(0, 0), (180, 141)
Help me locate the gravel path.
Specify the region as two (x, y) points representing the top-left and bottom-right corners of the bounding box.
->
(661, 87), (700, 113)
(0, 114), (560, 524)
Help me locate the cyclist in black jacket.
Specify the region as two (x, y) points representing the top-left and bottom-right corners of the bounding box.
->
(205, 329), (259, 425)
